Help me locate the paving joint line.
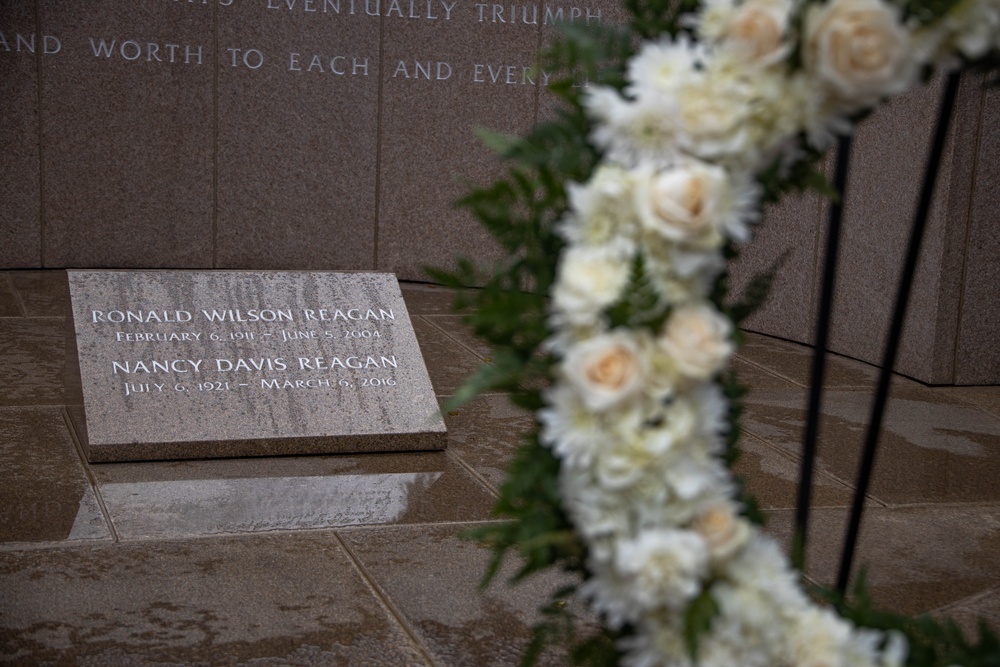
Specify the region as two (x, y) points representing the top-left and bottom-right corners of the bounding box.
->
(445, 448), (500, 498)
(333, 531), (440, 667)
(61, 407), (120, 542)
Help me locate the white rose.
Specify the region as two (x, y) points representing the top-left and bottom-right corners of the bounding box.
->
(719, 0), (793, 66)
(804, 0), (915, 109)
(691, 503), (751, 562)
(551, 245), (631, 325)
(659, 303), (734, 379)
(562, 332), (648, 411)
(634, 162), (729, 245)
(614, 528), (708, 611)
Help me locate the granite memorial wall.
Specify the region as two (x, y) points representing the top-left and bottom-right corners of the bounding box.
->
(1, 0), (997, 384)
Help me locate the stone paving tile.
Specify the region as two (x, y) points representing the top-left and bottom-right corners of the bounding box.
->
(412, 316), (486, 396)
(731, 355), (802, 391)
(0, 275), (22, 317)
(0, 318), (67, 406)
(442, 394), (535, 493)
(92, 451), (497, 540)
(763, 505), (1000, 615)
(739, 331), (888, 389)
(7, 270), (69, 317)
(422, 314), (493, 361)
(0, 408), (110, 544)
(0, 532), (428, 665)
(935, 385), (1000, 420)
(339, 523), (593, 667)
(741, 385), (1000, 504)
(399, 283), (463, 315)
(939, 586), (1000, 641)
(733, 432), (856, 511)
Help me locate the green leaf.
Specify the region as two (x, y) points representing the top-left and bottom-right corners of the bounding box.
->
(604, 254), (670, 331)
(475, 126), (522, 157)
(441, 349), (525, 414)
(683, 586), (720, 660)
(803, 167), (841, 203)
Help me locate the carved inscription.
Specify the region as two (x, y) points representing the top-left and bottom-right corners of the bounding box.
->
(1, 0), (603, 86)
(68, 271), (445, 459)
(87, 304), (405, 398)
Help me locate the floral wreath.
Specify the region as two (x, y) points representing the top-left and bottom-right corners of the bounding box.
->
(432, 0), (1000, 665)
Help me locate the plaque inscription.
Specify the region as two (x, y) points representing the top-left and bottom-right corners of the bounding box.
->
(66, 270), (446, 462)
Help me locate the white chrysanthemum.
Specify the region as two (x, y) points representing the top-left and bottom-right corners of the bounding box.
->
(586, 87), (684, 168)
(539, 384), (607, 467)
(614, 528), (709, 611)
(942, 0), (1000, 60)
(785, 607), (863, 667)
(626, 35), (705, 99)
(803, 0), (918, 111)
(670, 51), (761, 162)
(880, 630), (910, 667)
(562, 330), (651, 412)
(551, 242), (632, 327)
(560, 165), (640, 246)
(663, 453), (727, 503)
(620, 616), (693, 667)
(690, 382), (730, 444)
(702, 581), (788, 666)
(802, 74), (855, 151)
(725, 535), (810, 611)
(695, 0), (796, 67)
(739, 66), (814, 171)
(579, 563), (635, 628)
(594, 399), (697, 491)
(559, 467), (631, 560)
(639, 235), (728, 305)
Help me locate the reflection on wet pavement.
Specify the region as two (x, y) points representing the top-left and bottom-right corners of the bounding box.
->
(101, 472), (443, 538)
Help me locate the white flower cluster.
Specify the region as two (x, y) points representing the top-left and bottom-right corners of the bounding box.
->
(539, 0), (998, 664)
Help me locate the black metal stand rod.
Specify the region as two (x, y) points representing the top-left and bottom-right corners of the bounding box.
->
(835, 71), (963, 595)
(793, 134), (853, 571)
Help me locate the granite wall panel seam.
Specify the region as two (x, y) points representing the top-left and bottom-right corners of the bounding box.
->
(950, 76), (986, 384)
(212, 0), (220, 269)
(531, 5), (544, 128)
(808, 158), (829, 342)
(34, 0), (45, 267)
(373, 11), (386, 270)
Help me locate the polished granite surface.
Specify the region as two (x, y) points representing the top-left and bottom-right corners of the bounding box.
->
(1, 272), (998, 664)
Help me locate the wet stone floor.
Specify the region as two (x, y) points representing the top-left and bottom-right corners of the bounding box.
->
(1, 271), (998, 665)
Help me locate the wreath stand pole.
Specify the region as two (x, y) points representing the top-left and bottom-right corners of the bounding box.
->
(835, 70), (964, 594)
(793, 134), (854, 572)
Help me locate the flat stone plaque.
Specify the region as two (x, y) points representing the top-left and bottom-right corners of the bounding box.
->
(65, 271), (446, 462)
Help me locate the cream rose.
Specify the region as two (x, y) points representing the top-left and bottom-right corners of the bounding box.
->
(720, 0), (792, 66)
(659, 303), (734, 379)
(563, 332), (648, 411)
(804, 0), (915, 109)
(691, 503), (751, 562)
(634, 162), (729, 245)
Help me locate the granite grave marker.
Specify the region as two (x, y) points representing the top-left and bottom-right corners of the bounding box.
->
(66, 270), (446, 462)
